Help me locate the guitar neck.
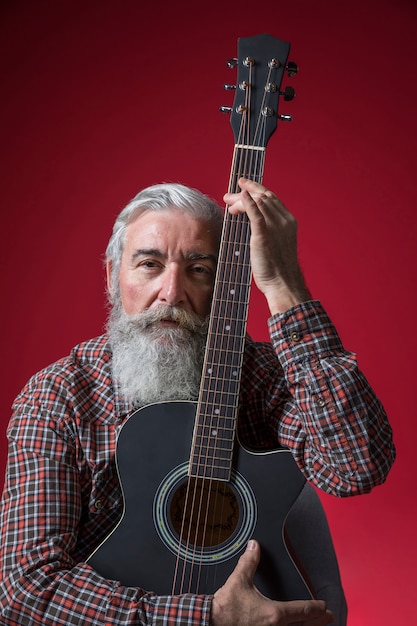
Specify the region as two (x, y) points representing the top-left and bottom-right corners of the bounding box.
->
(189, 33), (292, 481)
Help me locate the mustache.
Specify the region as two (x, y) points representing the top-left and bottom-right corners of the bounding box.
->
(127, 305), (208, 334)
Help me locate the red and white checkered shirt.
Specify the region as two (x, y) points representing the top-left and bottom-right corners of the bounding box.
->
(0, 301), (395, 624)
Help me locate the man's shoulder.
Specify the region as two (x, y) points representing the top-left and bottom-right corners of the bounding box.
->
(10, 334), (118, 435)
(22, 334), (112, 393)
(69, 333), (111, 367)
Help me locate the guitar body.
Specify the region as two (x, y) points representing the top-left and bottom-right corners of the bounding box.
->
(89, 401), (312, 600)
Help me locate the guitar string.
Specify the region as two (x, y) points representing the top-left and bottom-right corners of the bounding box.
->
(179, 63), (267, 594)
(183, 183), (247, 592)
(170, 128), (250, 594)
(173, 59), (272, 594)
(187, 61), (270, 593)
(196, 144), (250, 589)
(171, 202), (241, 594)
(174, 158), (249, 594)
(187, 76), (255, 592)
(184, 163), (248, 592)
(197, 73), (255, 586)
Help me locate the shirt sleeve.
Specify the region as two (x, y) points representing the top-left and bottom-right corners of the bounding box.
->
(0, 385), (212, 625)
(241, 300), (395, 497)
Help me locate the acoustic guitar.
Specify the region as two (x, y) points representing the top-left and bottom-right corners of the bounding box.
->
(89, 33), (312, 602)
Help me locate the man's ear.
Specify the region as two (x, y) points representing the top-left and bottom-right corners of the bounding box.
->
(106, 260), (114, 299)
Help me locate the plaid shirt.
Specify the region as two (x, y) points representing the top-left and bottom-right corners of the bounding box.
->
(0, 301), (395, 625)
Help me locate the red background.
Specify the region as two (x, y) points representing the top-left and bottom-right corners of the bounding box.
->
(1, 1), (416, 623)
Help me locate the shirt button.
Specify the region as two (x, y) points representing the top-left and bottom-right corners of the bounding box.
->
(290, 331), (301, 342)
(317, 396), (326, 407)
(94, 499), (103, 510)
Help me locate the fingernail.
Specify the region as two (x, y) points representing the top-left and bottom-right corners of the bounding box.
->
(247, 540), (256, 551)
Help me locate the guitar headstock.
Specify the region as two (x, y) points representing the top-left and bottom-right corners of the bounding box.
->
(222, 34), (296, 150)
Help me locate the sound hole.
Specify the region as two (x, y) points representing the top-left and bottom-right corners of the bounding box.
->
(170, 477), (239, 548)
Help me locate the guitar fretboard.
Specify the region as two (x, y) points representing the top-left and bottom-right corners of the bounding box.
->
(190, 145), (265, 481)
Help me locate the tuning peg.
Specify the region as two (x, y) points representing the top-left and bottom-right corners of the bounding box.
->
(223, 84), (237, 90)
(280, 86), (295, 101)
(285, 61), (298, 77)
(227, 58), (238, 68)
(220, 106), (233, 114)
(278, 114), (293, 122)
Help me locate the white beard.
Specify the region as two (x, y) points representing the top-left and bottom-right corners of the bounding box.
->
(107, 301), (208, 408)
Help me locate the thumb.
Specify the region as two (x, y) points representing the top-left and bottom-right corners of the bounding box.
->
(234, 539), (260, 585)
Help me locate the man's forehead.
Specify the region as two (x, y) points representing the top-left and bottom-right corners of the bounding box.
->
(125, 208), (220, 255)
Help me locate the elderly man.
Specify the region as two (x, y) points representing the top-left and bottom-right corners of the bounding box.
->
(0, 179), (395, 625)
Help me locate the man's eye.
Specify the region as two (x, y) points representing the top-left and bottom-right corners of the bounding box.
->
(138, 260), (160, 270)
(192, 265), (211, 275)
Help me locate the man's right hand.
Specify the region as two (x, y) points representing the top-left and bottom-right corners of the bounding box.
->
(211, 540), (334, 625)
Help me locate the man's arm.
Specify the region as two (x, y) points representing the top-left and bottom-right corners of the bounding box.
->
(0, 377), (212, 625)
(226, 179), (395, 496)
(268, 300), (395, 495)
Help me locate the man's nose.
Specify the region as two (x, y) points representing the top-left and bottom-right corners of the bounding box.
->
(158, 265), (186, 306)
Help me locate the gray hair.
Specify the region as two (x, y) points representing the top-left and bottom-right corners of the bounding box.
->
(105, 182), (224, 298)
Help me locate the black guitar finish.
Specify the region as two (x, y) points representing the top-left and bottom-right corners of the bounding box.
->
(89, 401), (310, 600)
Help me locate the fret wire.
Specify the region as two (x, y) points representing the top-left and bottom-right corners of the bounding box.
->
(203, 336), (246, 354)
(212, 296), (249, 322)
(207, 330), (247, 342)
(196, 424), (237, 441)
(192, 442), (234, 455)
(189, 466), (233, 479)
(200, 394), (240, 407)
(193, 445), (234, 455)
(201, 384), (241, 396)
(194, 436), (233, 448)
(201, 379), (242, 394)
(191, 454), (232, 463)
(191, 455), (233, 466)
(193, 444), (234, 453)
(194, 439), (234, 451)
(199, 394), (240, 406)
(195, 431), (233, 439)
(201, 367), (242, 382)
(202, 364), (242, 375)
(215, 296), (249, 308)
(190, 473), (230, 482)
(203, 374), (242, 385)
(198, 397), (239, 411)
(194, 435), (234, 447)
(194, 433), (234, 445)
(190, 467), (231, 477)
(196, 421), (235, 431)
(190, 446), (230, 464)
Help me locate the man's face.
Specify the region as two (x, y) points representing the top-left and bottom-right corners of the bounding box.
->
(108, 208), (220, 320)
